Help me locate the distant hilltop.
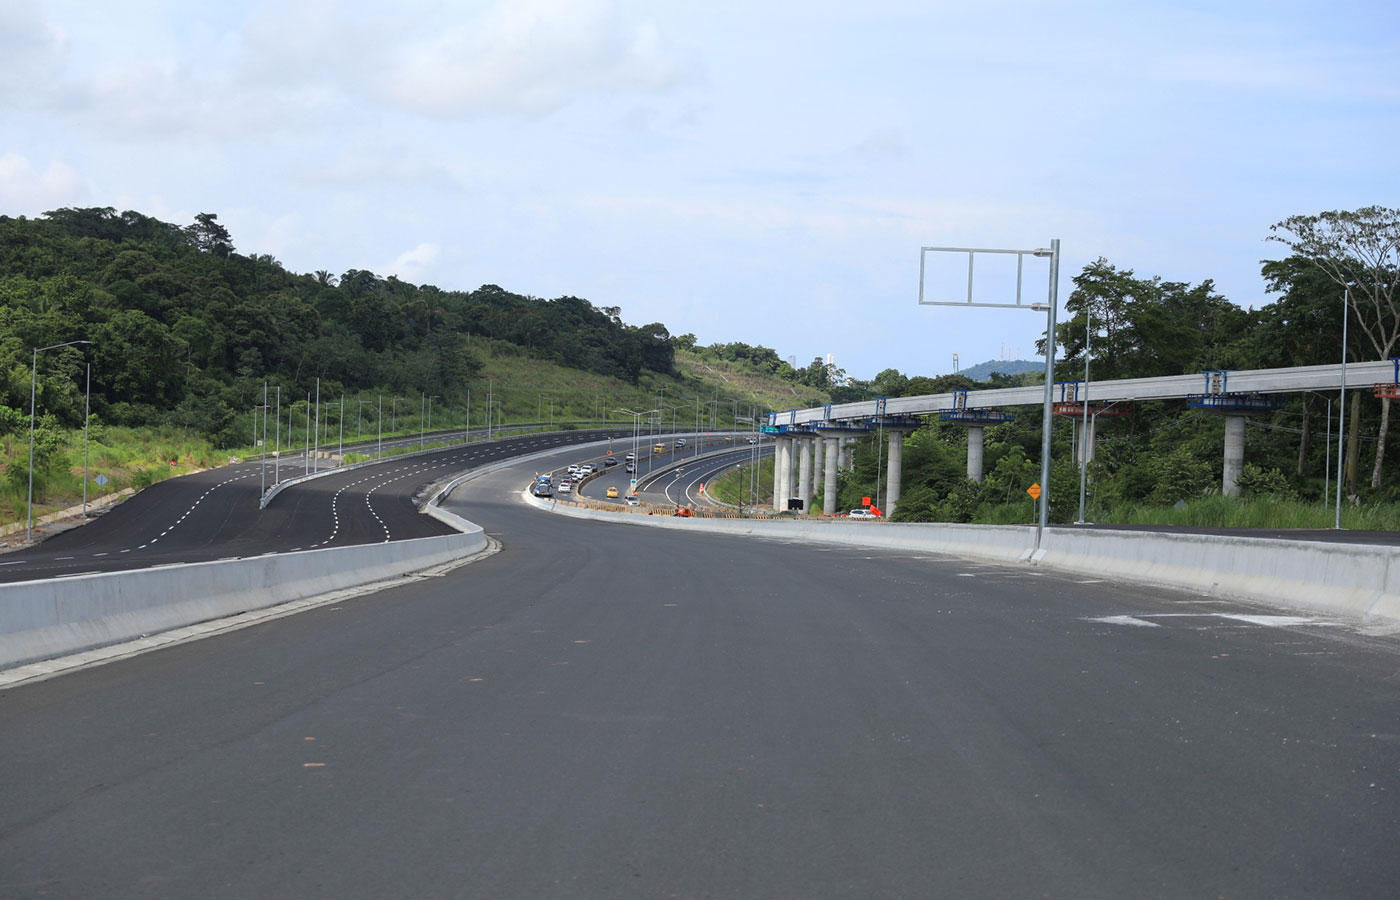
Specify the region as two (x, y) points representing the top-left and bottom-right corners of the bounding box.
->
(957, 359), (1043, 382)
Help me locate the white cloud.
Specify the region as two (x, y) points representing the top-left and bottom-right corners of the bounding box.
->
(387, 242), (440, 281)
(375, 1), (691, 117)
(0, 0), (68, 104)
(0, 152), (87, 213)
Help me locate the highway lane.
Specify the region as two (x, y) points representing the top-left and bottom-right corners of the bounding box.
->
(2, 445), (1397, 898)
(0, 429), (631, 583)
(638, 445), (772, 508)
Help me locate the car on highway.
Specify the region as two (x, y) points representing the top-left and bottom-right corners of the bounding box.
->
(625, 453), (635, 462)
(558, 482), (572, 494)
(579, 464), (597, 476)
(603, 457), (618, 467)
(653, 443), (666, 454)
(624, 495), (640, 506)
(848, 508), (879, 519)
(606, 486), (619, 498)
(625, 463), (635, 473)
(674, 438), (686, 447)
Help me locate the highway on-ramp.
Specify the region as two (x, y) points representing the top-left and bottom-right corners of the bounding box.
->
(1, 443), (1398, 898)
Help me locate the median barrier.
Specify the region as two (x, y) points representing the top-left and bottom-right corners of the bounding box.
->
(524, 493), (1400, 621)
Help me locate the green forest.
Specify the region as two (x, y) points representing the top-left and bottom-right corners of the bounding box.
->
(2, 204), (1397, 529)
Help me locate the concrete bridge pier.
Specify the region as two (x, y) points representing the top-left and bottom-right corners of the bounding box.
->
(797, 438), (814, 512)
(885, 430), (909, 517)
(1222, 414), (1245, 498)
(967, 426), (985, 482)
(823, 438), (840, 516)
(772, 436), (791, 511)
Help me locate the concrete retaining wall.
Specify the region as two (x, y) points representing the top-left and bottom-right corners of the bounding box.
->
(525, 493), (1400, 621)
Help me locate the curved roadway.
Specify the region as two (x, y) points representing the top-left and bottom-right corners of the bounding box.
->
(0, 429), (630, 583)
(1, 437), (1398, 897)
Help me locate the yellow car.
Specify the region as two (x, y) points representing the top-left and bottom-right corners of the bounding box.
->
(606, 486), (619, 498)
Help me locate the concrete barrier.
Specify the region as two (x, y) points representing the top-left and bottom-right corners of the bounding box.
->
(0, 527), (485, 669)
(524, 493), (1400, 621)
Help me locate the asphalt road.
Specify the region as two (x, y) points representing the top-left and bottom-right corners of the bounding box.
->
(0, 429), (631, 583)
(2, 444), (1397, 898)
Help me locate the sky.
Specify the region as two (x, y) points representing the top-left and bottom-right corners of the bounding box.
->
(2, 0), (1397, 382)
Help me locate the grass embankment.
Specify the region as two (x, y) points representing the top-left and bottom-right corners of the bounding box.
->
(0, 426), (226, 531)
(706, 461), (773, 508)
(936, 494), (1400, 530)
(672, 349), (831, 412)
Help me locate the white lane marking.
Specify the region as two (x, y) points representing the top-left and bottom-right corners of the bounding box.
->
(1215, 614), (1327, 627)
(0, 560), (25, 566)
(1089, 616), (1162, 628)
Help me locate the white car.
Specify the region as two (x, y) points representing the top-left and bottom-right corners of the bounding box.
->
(848, 509), (879, 519)
(558, 482), (572, 494)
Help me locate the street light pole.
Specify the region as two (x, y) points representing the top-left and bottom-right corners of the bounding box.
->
(1336, 286), (1348, 529)
(27, 339), (90, 543)
(1076, 308), (1092, 524)
(82, 363), (91, 518)
(312, 378), (321, 473)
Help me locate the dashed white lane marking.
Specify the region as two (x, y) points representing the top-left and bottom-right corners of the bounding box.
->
(1089, 613), (1339, 629)
(1090, 616), (1161, 628)
(1216, 614), (1332, 627)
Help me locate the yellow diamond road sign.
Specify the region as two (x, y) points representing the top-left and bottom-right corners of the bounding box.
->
(1027, 482), (1042, 500)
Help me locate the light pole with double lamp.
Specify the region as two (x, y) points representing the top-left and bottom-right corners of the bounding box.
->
(615, 408), (659, 497)
(27, 339), (91, 542)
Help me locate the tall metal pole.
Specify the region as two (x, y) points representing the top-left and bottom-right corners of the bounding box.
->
(1035, 239), (1061, 550)
(313, 377), (321, 473)
(420, 393), (425, 450)
(377, 395), (383, 459)
(465, 388), (471, 445)
(1335, 286), (1348, 529)
(27, 349), (38, 542)
(1076, 307), (1091, 524)
(274, 386), (281, 484)
(305, 393), (311, 475)
(260, 381), (268, 497)
(338, 394), (344, 461)
(82, 363), (91, 517)
(487, 379), (493, 441)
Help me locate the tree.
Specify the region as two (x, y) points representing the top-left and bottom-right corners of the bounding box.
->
(185, 213), (235, 257)
(1268, 207), (1400, 488)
